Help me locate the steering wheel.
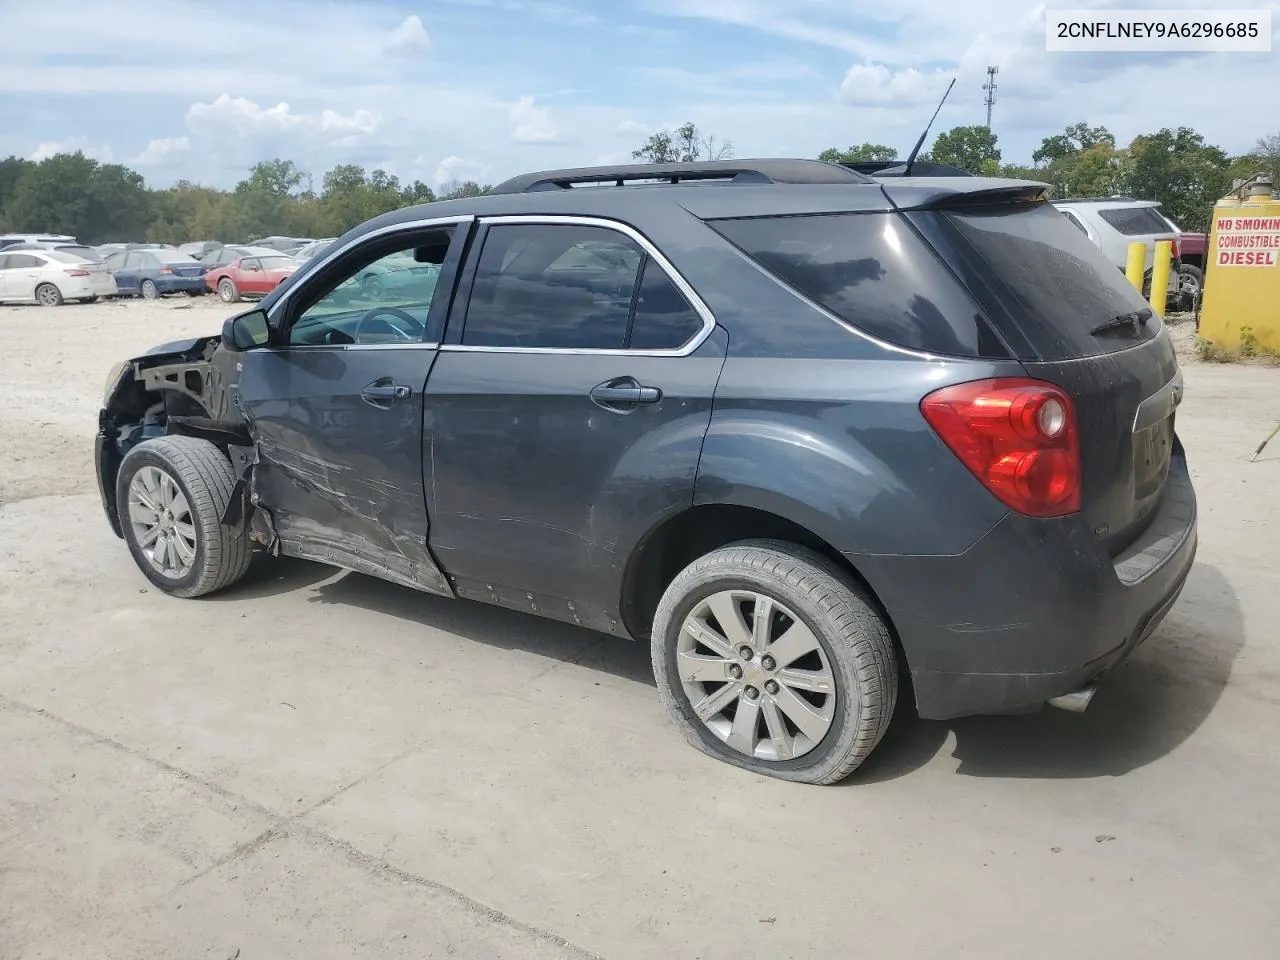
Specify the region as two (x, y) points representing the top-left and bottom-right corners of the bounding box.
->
(352, 306), (426, 344)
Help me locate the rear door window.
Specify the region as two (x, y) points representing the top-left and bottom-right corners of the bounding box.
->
(708, 212), (1007, 358)
(922, 201), (1160, 360)
(1097, 207), (1173, 236)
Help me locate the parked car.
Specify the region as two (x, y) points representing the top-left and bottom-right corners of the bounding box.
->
(205, 252), (299, 302)
(1151, 212), (1207, 310)
(0, 233), (77, 250)
(102, 249), (207, 299)
(247, 235), (310, 253)
(292, 238), (336, 263)
(94, 160), (1196, 785)
(0, 248), (118, 305)
(198, 244), (278, 270)
(2, 241), (105, 262)
(1052, 197), (1181, 305)
(179, 241), (225, 259)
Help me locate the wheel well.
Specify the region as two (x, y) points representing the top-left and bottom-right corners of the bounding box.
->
(620, 504), (893, 644)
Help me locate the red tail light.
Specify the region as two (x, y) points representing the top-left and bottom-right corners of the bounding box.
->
(1169, 238), (1180, 261)
(920, 378), (1081, 518)
(64, 268), (91, 277)
(159, 265), (174, 275)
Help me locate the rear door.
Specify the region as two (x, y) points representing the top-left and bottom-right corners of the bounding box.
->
(910, 199), (1181, 554)
(424, 216), (726, 633)
(234, 218), (469, 596)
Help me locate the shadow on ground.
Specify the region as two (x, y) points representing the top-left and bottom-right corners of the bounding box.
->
(851, 562), (1246, 783)
(215, 555), (1244, 783)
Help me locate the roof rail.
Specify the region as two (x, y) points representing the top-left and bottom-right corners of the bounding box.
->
(489, 159), (873, 195)
(1052, 196), (1138, 203)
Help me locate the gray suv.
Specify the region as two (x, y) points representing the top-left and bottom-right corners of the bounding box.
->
(95, 160), (1197, 784)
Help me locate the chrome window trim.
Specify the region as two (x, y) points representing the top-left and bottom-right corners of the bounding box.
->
(444, 214), (717, 358)
(254, 342), (441, 354)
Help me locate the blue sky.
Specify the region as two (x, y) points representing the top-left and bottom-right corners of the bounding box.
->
(0, 0), (1275, 189)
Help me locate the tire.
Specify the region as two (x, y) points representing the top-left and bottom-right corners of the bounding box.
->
(35, 283), (63, 307)
(651, 540), (898, 785)
(1177, 264), (1203, 311)
(218, 277), (240, 303)
(140, 279), (160, 300)
(116, 435), (253, 599)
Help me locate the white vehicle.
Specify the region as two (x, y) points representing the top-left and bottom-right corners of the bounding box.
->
(1052, 197), (1180, 300)
(0, 249), (119, 306)
(292, 238), (336, 262)
(0, 232), (77, 251)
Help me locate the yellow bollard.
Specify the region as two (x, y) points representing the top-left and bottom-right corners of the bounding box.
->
(1125, 241), (1146, 292)
(1148, 239), (1172, 317)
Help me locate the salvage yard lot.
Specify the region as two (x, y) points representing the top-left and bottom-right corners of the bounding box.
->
(2, 297), (1278, 958)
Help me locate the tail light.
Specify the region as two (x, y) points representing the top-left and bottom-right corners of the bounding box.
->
(159, 265), (174, 275)
(1169, 238), (1180, 262)
(920, 378), (1081, 518)
(64, 268), (91, 277)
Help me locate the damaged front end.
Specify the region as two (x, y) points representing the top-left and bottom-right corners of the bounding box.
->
(95, 334), (276, 552)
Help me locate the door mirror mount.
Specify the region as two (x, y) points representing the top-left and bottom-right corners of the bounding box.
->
(222, 308), (271, 351)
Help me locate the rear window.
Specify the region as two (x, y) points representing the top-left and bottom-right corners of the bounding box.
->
(42, 250), (87, 263)
(158, 252), (198, 264)
(708, 212), (1007, 358)
(259, 256), (295, 270)
(924, 201), (1159, 360)
(1097, 206), (1172, 236)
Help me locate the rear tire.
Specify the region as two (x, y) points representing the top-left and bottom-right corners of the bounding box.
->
(1177, 264), (1203, 311)
(116, 435), (253, 598)
(651, 540), (898, 785)
(140, 279), (160, 300)
(218, 277), (240, 303)
(35, 283), (63, 307)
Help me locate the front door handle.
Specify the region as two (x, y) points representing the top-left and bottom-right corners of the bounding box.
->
(361, 378), (411, 408)
(589, 377), (663, 411)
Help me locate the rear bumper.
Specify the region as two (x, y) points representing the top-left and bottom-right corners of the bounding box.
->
(855, 451), (1198, 720)
(158, 275), (206, 294)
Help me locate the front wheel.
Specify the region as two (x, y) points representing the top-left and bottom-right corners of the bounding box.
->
(652, 540), (898, 785)
(116, 435), (253, 598)
(218, 277), (240, 303)
(140, 279), (160, 300)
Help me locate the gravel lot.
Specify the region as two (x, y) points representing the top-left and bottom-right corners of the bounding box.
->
(2, 296), (1278, 959)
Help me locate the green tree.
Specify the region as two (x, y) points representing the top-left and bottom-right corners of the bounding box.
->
(0, 156), (36, 230)
(5, 152), (151, 243)
(818, 143), (897, 164)
(632, 122), (734, 163)
(1122, 127), (1230, 231)
(928, 125), (1001, 175)
(437, 180), (490, 200)
(1032, 122), (1115, 165)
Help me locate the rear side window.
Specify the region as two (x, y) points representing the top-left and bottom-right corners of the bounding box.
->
(1097, 207), (1172, 236)
(708, 213), (1005, 358)
(462, 223), (704, 351)
(930, 201), (1159, 360)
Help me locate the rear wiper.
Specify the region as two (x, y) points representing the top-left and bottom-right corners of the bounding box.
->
(1090, 308), (1152, 336)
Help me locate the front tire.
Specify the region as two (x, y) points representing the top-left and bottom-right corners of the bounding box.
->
(140, 279), (160, 300)
(652, 540), (897, 785)
(35, 283), (63, 307)
(116, 436), (253, 598)
(218, 277), (240, 303)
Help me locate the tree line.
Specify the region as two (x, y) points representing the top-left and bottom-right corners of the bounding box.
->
(0, 120), (1275, 244)
(819, 123), (1279, 233)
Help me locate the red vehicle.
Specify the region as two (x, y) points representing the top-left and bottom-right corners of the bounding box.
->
(206, 253), (298, 303)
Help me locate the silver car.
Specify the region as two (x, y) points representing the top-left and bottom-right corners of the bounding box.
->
(1052, 197), (1180, 299)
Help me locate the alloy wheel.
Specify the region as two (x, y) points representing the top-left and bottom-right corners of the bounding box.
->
(677, 590), (836, 761)
(127, 466), (197, 579)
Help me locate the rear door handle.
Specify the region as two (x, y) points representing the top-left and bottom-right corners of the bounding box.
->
(361, 378), (411, 408)
(590, 378), (662, 410)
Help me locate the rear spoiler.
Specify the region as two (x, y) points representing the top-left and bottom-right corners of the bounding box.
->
(878, 178), (1051, 211)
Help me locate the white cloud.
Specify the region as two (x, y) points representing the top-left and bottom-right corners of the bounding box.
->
(616, 120), (650, 137)
(434, 155), (489, 187)
(839, 63), (951, 107)
(29, 137), (113, 162)
(132, 136), (190, 166)
(385, 14), (432, 56)
(185, 95), (381, 140)
(510, 95), (559, 144)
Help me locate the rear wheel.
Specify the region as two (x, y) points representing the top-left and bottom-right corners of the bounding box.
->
(116, 435), (253, 598)
(1177, 264), (1203, 311)
(652, 540), (897, 785)
(218, 277), (240, 303)
(140, 279), (160, 300)
(35, 283), (63, 307)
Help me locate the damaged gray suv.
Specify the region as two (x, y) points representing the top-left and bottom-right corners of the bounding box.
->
(96, 160), (1197, 784)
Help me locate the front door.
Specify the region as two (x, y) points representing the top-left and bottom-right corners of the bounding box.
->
(235, 221), (468, 596)
(425, 218), (726, 633)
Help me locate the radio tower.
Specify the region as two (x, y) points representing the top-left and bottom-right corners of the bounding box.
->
(983, 65), (999, 130)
